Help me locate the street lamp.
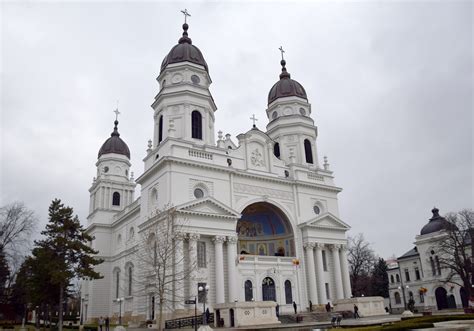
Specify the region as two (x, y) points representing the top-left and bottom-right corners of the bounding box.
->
(398, 285), (409, 310)
(80, 298), (84, 325)
(198, 285), (210, 325)
(116, 298), (124, 325)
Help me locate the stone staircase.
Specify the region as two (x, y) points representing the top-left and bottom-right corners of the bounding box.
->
(278, 312), (333, 324)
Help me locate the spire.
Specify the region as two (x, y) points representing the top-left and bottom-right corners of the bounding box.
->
(179, 9), (192, 44)
(278, 46), (290, 79)
(111, 120), (120, 137)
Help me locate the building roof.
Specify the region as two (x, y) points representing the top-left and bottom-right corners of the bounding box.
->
(98, 120), (130, 159)
(268, 59), (307, 105)
(160, 23), (208, 74)
(398, 246), (419, 260)
(420, 207), (456, 235)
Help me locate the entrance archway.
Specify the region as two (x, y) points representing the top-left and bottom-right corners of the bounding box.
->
(237, 202), (295, 256)
(460, 287), (468, 308)
(435, 287), (448, 310)
(262, 277), (276, 301)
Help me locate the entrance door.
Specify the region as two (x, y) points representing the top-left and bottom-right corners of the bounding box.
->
(435, 287), (448, 310)
(460, 288), (469, 308)
(262, 277), (276, 301)
(230, 309), (235, 327)
(447, 294), (456, 309)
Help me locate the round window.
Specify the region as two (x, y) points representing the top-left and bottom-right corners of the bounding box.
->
(272, 112), (278, 120)
(191, 75), (200, 84)
(104, 166), (109, 173)
(299, 108), (306, 116)
(194, 188), (204, 199)
(313, 205), (321, 215)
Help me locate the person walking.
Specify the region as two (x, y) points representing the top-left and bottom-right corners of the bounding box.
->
(326, 302), (331, 312)
(105, 316), (110, 331)
(293, 301), (297, 314)
(309, 300), (313, 312)
(275, 303), (279, 317)
(353, 304), (360, 319)
(98, 316), (104, 331)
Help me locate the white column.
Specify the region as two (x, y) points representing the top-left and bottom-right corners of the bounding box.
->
(174, 232), (185, 309)
(331, 245), (344, 300)
(214, 235), (226, 303)
(227, 235), (238, 302)
(340, 244), (352, 298)
(315, 243), (327, 303)
(304, 243), (318, 305)
(188, 233), (200, 299)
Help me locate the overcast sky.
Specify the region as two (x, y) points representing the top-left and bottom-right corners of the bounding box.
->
(1, 1), (472, 259)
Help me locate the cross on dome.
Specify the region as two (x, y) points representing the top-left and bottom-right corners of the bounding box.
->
(181, 9), (191, 23)
(114, 108), (121, 121)
(279, 46), (285, 61)
(250, 114), (258, 128)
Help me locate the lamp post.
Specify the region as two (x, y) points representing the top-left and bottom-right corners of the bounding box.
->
(198, 285), (210, 325)
(117, 298), (124, 325)
(80, 298), (84, 326)
(398, 285), (409, 310)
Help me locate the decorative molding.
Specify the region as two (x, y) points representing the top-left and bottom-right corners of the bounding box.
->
(213, 235), (226, 243)
(316, 243), (325, 249)
(188, 233), (200, 241)
(234, 183), (294, 201)
(303, 242), (315, 249)
(188, 149), (213, 160)
(307, 172), (324, 181)
(250, 148), (265, 167)
(227, 235), (238, 244)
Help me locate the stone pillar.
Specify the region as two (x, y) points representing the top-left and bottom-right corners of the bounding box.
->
(188, 233), (200, 298)
(213, 235), (226, 303)
(174, 232), (186, 309)
(315, 243), (326, 303)
(304, 243), (318, 304)
(340, 244), (352, 298)
(331, 245), (344, 299)
(227, 235), (238, 302)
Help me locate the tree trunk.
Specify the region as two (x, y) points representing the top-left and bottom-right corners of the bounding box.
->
(158, 299), (163, 331)
(59, 284), (64, 331)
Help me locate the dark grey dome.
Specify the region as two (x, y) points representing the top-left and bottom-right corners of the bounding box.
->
(160, 23), (208, 74)
(98, 120), (130, 159)
(420, 208), (454, 235)
(268, 60), (307, 105)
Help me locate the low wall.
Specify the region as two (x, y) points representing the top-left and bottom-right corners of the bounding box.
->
(334, 297), (388, 317)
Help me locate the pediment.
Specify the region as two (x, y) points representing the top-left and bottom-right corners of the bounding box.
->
(176, 197), (241, 219)
(299, 212), (350, 231)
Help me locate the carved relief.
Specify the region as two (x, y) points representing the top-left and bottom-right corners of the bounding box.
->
(234, 183), (294, 201)
(250, 148), (265, 167)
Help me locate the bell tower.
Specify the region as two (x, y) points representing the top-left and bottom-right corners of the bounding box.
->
(149, 17), (216, 159)
(87, 115), (136, 225)
(266, 51), (319, 168)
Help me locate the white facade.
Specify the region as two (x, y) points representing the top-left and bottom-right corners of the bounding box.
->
(387, 210), (469, 313)
(81, 23), (352, 324)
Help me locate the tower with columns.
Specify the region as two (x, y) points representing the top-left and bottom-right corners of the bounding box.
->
(81, 15), (352, 325)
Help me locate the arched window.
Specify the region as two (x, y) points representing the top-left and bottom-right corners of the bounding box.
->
(191, 111), (202, 139)
(262, 277), (276, 301)
(158, 115), (163, 143)
(396, 274), (400, 283)
(128, 265), (133, 296)
(394, 292), (401, 304)
(390, 275), (394, 283)
(273, 143), (280, 159)
(112, 192), (120, 206)
(284, 280), (293, 304)
(304, 139), (313, 164)
(244, 280), (253, 302)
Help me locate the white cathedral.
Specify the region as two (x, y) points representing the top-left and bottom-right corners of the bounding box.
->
(81, 20), (353, 324)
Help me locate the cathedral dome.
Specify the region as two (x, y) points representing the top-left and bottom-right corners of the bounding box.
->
(160, 23), (208, 74)
(98, 120), (130, 159)
(268, 60), (307, 105)
(420, 208), (455, 235)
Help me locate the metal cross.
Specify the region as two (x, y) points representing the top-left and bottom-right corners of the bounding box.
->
(250, 114), (258, 127)
(181, 9), (191, 23)
(279, 46), (285, 61)
(113, 108), (120, 121)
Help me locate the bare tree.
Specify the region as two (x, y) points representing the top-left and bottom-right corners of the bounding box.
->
(348, 233), (376, 296)
(0, 202), (36, 259)
(134, 205), (196, 331)
(432, 209), (473, 307)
